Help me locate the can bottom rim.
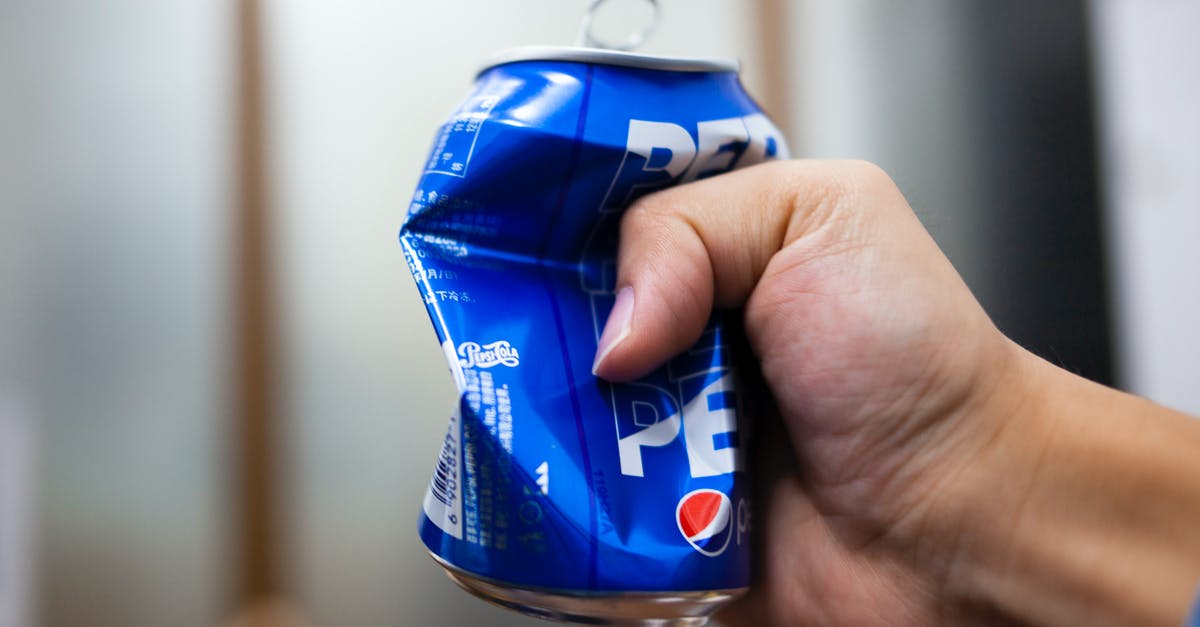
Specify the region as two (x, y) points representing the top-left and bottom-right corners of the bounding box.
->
(428, 551), (746, 626)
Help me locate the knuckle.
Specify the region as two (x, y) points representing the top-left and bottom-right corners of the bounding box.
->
(765, 159), (905, 242)
(802, 160), (901, 216)
(838, 159), (901, 202)
(770, 161), (846, 230)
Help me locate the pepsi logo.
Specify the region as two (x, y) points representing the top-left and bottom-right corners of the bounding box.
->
(676, 489), (733, 556)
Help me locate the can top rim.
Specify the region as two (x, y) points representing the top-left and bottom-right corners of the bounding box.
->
(478, 46), (740, 76)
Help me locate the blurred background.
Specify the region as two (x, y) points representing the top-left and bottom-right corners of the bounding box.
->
(1, 0), (1197, 625)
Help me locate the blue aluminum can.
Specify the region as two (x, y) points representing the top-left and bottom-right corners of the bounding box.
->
(402, 46), (789, 625)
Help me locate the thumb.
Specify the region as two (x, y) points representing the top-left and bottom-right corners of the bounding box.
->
(591, 160), (855, 381)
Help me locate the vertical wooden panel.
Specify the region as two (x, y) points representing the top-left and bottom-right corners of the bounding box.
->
(234, 0), (278, 604)
(750, 0), (793, 137)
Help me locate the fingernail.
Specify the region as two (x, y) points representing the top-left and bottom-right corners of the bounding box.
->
(592, 286), (634, 376)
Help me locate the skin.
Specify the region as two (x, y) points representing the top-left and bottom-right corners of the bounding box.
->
(590, 160), (1200, 626)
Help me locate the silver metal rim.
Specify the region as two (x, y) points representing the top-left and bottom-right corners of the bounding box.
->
(429, 551), (745, 625)
(576, 0), (661, 51)
(478, 45), (739, 76)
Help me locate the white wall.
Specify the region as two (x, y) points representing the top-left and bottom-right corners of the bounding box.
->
(1092, 0), (1200, 415)
(0, 1), (233, 625)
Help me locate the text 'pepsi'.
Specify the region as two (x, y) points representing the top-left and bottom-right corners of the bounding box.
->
(400, 46), (789, 625)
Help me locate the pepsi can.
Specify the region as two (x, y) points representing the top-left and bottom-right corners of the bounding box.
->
(402, 46), (789, 625)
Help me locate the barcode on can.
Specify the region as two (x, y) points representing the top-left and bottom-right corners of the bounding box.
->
(430, 431), (458, 507)
(423, 406), (464, 539)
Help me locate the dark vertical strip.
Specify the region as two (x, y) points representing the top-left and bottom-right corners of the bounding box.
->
(234, 0), (277, 603)
(750, 0), (792, 135)
(537, 65), (598, 587)
(964, 1), (1114, 384)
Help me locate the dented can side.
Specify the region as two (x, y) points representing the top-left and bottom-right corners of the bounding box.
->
(401, 47), (789, 624)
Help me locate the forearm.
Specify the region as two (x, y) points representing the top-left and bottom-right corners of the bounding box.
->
(948, 347), (1200, 626)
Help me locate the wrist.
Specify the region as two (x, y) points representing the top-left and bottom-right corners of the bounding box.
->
(929, 345), (1200, 626)
(928, 345), (1070, 621)
(885, 338), (1051, 613)
(847, 334), (1050, 619)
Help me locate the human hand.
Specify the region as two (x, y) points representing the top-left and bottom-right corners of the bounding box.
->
(592, 160), (1200, 626)
(592, 160), (1019, 624)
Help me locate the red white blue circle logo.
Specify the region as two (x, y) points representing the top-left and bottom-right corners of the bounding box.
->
(676, 489), (733, 556)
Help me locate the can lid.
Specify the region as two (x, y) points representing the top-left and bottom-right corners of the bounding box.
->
(478, 45), (739, 76)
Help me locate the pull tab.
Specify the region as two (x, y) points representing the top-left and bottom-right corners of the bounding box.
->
(575, 0), (660, 51)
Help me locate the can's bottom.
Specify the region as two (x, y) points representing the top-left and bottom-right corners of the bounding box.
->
(429, 552), (746, 626)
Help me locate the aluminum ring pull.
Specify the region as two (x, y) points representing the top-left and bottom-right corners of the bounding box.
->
(576, 0), (660, 51)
